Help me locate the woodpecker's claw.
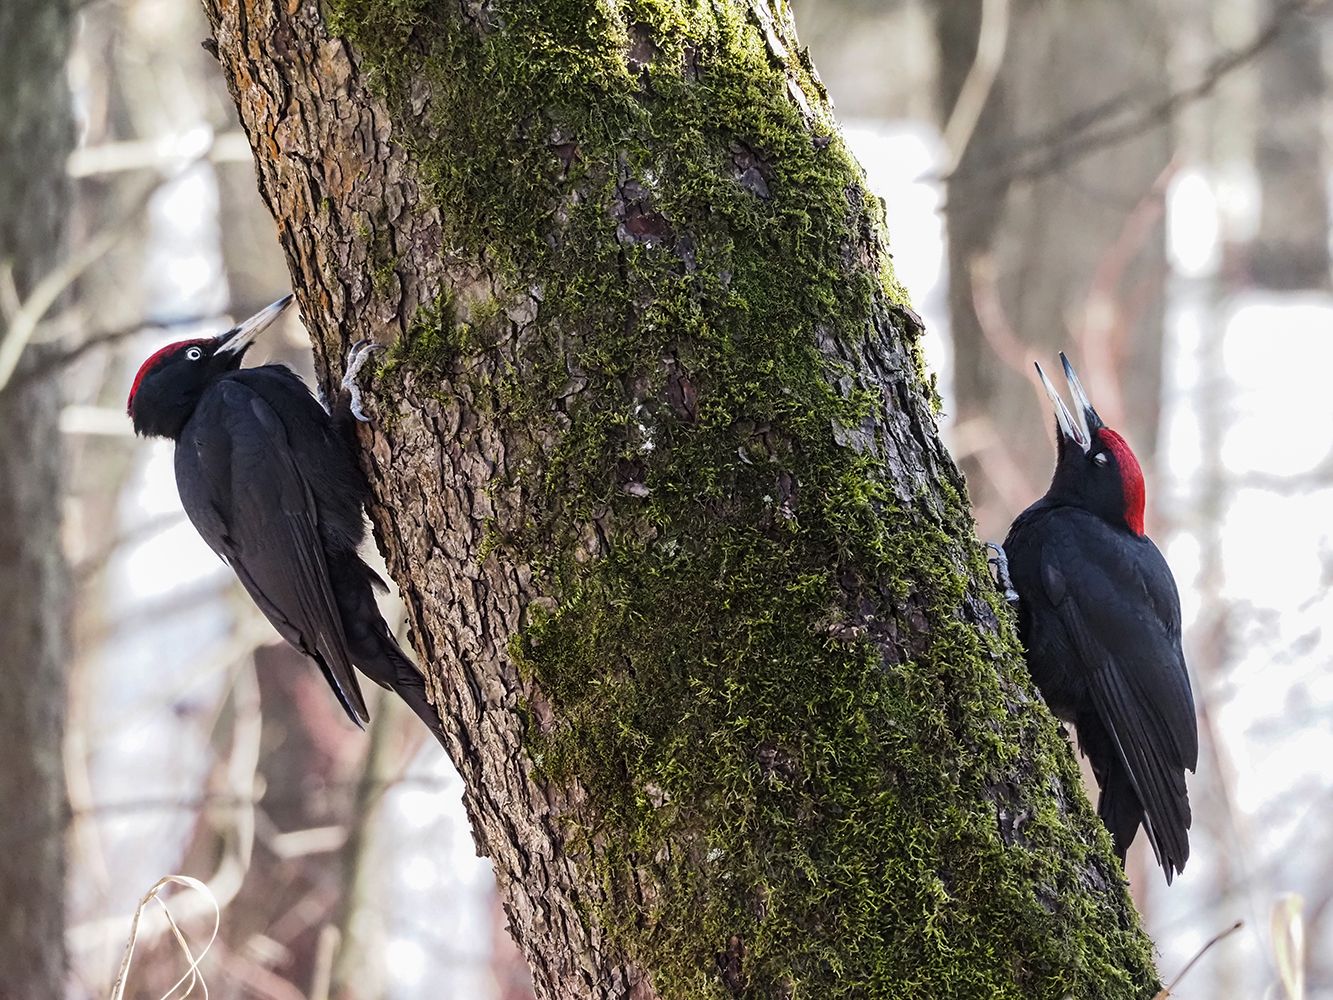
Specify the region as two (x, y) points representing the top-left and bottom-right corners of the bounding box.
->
(342, 339), (385, 423)
(986, 542), (1020, 606)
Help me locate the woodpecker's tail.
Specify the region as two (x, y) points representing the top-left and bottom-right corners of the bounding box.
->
(349, 621), (446, 748)
(379, 634), (448, 749)
(1080, 712), (1183, 880)
(332, 557), (447, 748)
(1096, 762), (1143, 863)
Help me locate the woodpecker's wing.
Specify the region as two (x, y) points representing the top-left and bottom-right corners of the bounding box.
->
(1036, 511), (1197, 874)
(175, 379), (370, 725)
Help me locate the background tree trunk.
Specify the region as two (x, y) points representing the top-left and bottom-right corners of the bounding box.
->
(935, 0), (1172, 538)
(203, 1), (1161, 996)
(1249, 0), (1329, 289)
(0, 0), (73, 995)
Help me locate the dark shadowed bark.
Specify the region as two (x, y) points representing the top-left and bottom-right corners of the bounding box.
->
(0, 0), (73, 995)
(202, 1), (1161, 996)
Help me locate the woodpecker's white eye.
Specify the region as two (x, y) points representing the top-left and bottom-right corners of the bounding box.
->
(185, 346), (203, 361)
(1093, 452), (1109, 466)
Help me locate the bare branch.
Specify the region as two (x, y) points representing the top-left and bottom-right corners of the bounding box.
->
(945, 0), (1329, 189)
(0, 149), (213, 391)
(67, 130), (251, 178)
(940, 0), (1010, 175)
(1152, 919), (1244, 999)
(13, 313), (221, 387)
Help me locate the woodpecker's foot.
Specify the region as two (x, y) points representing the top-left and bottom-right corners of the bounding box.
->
(986, 542), (1020, 605)
(342, 339), (384, 423)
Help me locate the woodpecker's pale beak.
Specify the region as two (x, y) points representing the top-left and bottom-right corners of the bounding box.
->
(216, 294), (294, 356)
(1035, 352), (1104, 453)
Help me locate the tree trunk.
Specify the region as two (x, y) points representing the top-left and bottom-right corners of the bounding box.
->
(202, 2), (1160, 996)
(0, 1), (73, 996)
(935, 0), (1171, 538)
(1249, 0), (1329, 289)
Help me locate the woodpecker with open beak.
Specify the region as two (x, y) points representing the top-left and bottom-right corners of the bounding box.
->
(127, 295), (443, 744)
(1001, 354), (1197, 882)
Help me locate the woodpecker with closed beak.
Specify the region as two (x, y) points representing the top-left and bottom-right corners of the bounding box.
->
(127, 295), (443, 744)
(1001, 354), (1197, 882)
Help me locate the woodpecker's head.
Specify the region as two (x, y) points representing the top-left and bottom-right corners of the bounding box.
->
(128, 295), (293, 438)
(1036, 353), (1146, 536)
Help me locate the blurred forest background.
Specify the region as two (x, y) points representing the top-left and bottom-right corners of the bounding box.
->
(1, 0), (1330, 997)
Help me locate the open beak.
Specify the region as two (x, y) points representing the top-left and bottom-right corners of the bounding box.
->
(1034, 352), (1104, 452)
(215, 294), (294, 357)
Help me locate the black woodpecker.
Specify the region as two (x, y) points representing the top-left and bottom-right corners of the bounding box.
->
(127, 295), (444, 745)
(1001, 354), (1197, 882)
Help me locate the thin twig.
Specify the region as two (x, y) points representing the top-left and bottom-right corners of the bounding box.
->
(940, 0), (1010, 176)
(0, 149), (212, 392)
(14, 312), (220, 387)
(108, 875), (221, 1000)
(329, 689), (397, 997)
(945, 0), (1328, 188)
(1271, 895), (1306, 1000)
(209, 941), (309, 1000)
(67, 130), (251, 178)
(6, 775), (452, 851)
(308, 926), (340, 1000)
(1152, 919), (1244, 999)
(70, 652), (267, 958)
(0, 227), (127, 392)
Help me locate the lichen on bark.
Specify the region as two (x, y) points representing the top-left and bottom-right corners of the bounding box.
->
(204, 0), (1162, 996)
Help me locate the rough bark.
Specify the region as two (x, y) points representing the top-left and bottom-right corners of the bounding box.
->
(0, 372), (69, 998)
(202, 1), (1160, 996)
(935, 0), (1171, 538)
(0, 1), (73, 996)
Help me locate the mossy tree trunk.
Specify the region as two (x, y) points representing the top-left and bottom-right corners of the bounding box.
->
(202, 1), (1160, 996)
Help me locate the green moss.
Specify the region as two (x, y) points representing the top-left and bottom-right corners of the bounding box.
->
(477, 516), (502, 564)
(377, 291), (455, 376)
(326, 1), (1158, 997)
(371, 257), (396, 295)
(377, 287), (513, 382)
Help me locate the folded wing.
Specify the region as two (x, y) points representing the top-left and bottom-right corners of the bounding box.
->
(175, 379), (370, 725)
(1040, 517), (1197, 877)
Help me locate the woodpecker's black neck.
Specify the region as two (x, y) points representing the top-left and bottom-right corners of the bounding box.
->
(131, 379), (207, 439)
(129, 343), (249, 440)
(1043, 425), (1146, 537)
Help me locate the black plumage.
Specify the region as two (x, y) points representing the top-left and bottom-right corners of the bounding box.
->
(1003, 355), (1197, 882)
(127, 295), (443, 744)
